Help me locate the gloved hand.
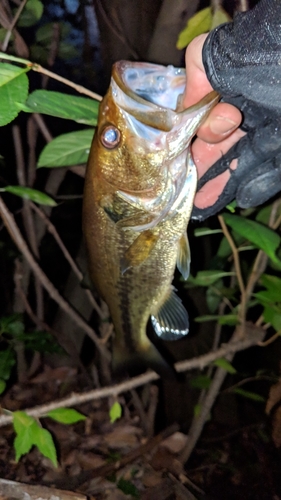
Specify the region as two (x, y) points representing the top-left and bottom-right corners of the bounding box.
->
(187, 0), (281, 221)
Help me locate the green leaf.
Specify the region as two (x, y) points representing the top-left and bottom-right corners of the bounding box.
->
(0, 349), (16, 381)
(206, 279), (223, 313)
(255, 289), (281, 305)
(195, 314), (220, 323)
(225, 200), (237, 213)
(177, 7), (212, 49)
(0, 379), (6, 395)
(13, 411), (57, 466)
(194, 227), (223, 237)
(117, 478), (139, 498)
(213, 358), (237, 374)
(233, 388), (265, 402)
(13, 411), (36, 434)
(32, 425), (58, 467)
(189, 375), (212, 389)
(35, 22), (70, 44)
(58, 42), (79, 60)
(188, 270), (235, 287)
(217, 232), (245, 259)
(0, 186), (57, 206)
(14, 430), (34, 461)
(195, 314), (238, 325)
(223, 213), (281, 266)
(47, 408), (86, 424)
(211, 6), (231, 29)
(218, 314), (239, 326)
(263, 307), (281, 331)
(193, 403), (202, 417)
(109, 401), (122, 423)
(0, 63), (29, 126)
(260, 274), (281, 296)
(17, 0), (43, 27)
(38, 129), (94, 167)
(13, 411), (38, 461)
(24, 90), (99, 125)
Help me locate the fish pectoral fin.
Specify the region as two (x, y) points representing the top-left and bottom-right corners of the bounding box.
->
(151, 288), (189, 341)
(121, 230), (158, 274)
(116, 212), (156, 231)
(177, 232), (191, 280)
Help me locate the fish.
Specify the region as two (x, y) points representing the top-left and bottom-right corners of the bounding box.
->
(83, 61), (219, 375)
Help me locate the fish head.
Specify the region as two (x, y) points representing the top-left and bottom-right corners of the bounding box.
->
(93, 61), (219, 194)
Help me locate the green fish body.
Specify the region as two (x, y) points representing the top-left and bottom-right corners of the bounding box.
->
(83, 61), (218, 374)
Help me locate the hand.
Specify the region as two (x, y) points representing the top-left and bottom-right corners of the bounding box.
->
(185, 8), (281, 221)
(184, 34), (244, 216)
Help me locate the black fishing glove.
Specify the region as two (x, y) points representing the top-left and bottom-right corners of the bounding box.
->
(192, 0), (281, 221)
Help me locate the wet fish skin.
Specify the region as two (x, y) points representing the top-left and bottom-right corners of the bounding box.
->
(83, 61), (219, 375)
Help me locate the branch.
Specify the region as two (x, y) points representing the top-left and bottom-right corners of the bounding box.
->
(0, 196), (110, 361)
(218, 215), (246, 323)
(1, 0), (27, 52)
(0, 52), (102, 101)
(30, 202), (105, 318)
(0, 327), (264, 428)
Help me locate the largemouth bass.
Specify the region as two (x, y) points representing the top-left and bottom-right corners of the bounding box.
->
(83, 61), (218, 375)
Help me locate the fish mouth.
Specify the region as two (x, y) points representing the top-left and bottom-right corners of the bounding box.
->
(113, 60), (186, 111)
(111, 61), (219, 143)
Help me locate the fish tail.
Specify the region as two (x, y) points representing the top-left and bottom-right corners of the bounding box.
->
(112, 339), (176, 379)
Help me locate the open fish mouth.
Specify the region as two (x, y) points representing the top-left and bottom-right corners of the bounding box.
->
(111, 60), (219, 148)
(114, 61), (186, 111)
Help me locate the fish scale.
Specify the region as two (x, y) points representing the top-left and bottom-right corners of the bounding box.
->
(83, 61), (219, 375)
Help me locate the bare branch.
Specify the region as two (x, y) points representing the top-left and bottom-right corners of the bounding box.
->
(0, 196), (110, 361)
(0, 52), (102, 101)
(0, 327), (264, 428)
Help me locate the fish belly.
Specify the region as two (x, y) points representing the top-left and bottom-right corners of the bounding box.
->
(83, 160), (190, 375)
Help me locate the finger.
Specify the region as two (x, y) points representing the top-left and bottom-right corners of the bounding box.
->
(192, 128), (246, 179)
(184, 34), (212, 108)
(196, 102), (242, 143)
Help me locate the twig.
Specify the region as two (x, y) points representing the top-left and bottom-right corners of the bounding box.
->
(42, 22), (60, 89)
(179, 322), (265, 464)
(49, 424), (179, 490)
(218, 215), (246, 323)
(32, 114), (53, 143)
(258, 331), (281, 347)
(0, 52), (102, 101)
(130, 389), (150, 434)
(29, 202), (105, 318)
(236, 0), (249, 12)
(0, 196), (110, 361)
(180, 363), (232, 464)
(222, 374), (276, 393)
(1, 0), (27, 52)
(13, 264), (88, 374)
(94, 0), (139, 59)
(146, 384), (159, 438)
(13, 125), (45, 320)
(0, 328), (264, 428)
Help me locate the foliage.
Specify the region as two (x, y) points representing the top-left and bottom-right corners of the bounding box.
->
(177, 5), (231, 49)
(0, 0), (280, 481)
(109, 401), (122, 423)
(13, 408), (85, 466)
(0, 314), (63, 394)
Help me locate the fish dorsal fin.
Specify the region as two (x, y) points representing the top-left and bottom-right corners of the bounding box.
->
(151, 288), (189, 341)
(121, 229), (158, 274)
(177, 232), (191, 281)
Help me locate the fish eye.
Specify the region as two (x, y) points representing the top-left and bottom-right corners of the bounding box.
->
(100, 125), (121, 149)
